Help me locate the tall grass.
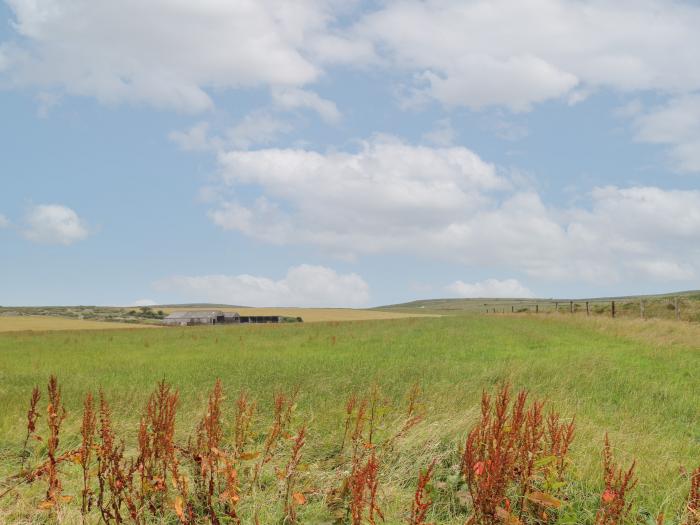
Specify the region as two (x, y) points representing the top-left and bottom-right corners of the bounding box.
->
(1, 378), (698, 524)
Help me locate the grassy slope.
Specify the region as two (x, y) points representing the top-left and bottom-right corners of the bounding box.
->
(0, 315), (698, 522)
(378, 290), (700, 320)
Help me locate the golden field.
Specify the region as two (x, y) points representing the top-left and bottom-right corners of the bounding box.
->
(0, 316), (155, 333)
(161, 306), (438, 323)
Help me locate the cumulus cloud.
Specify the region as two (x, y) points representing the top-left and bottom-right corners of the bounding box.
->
(447, 278), (534, 298)
(207, 138), (700, 284)
(356, 0), (700, 111)
(170, 113), (294, 153)
(23, 204), (89, 245)
(168, 122), (221, 152)
(153, 264), (369, 307)
(228, 112), (294, 149)
(422, 118), (455, 146)
(6, 1), (700, 117)
(0, 214), (9, 228)
(1, 0), (340, 112)
(210, 135), (506, 250)
(633, 95), (700, 173)
(271, 87), (342, 123)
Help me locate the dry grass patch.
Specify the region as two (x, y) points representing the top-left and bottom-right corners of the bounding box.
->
(0, 316), (156, 333)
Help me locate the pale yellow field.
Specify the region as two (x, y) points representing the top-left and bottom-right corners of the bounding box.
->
(161, 307), (438, 323)
(0, 316), (156, 332)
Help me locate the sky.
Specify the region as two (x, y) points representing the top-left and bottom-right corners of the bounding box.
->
(2, 0), (700, 307)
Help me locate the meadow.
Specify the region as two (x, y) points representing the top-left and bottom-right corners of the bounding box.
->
(0, 314), (698, 524)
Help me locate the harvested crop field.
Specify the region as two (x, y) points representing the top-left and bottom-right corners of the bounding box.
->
(161, 307), (438, 323)
(0, 316), (155, 333)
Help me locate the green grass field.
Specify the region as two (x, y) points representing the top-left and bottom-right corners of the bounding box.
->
(1, 315), (698, 523)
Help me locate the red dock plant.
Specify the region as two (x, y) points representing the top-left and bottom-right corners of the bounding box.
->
(341, 393), (358, 451)
(594, 434), (637, 525)
(20, 385), (40, 470)
(233, 389), (256, 460)
(191, 379), (224, 522)
(461, 384), (574, 525)
(44, 375), (67, 509)
(685, 466), (700, 525)
(136, 380), (179, 515)
(282, 424), (307, 524)
(349, 449), (383, 525)
(79, 392), (97, 519)
(409, 459), (436, 525)
(96, 392), (138, 523)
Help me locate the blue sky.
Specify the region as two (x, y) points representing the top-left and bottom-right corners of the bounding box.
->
(2, 0), (700, 307)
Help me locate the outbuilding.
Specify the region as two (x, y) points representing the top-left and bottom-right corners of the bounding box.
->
(162, 310), (302, 326)
(162, 310), (225, 326)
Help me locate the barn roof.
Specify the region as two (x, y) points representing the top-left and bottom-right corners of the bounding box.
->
(164, 310), (227, 320)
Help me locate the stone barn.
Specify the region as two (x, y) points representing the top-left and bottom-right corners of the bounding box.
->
(162, 310), (225, 326)
(162, 310), (301, 326)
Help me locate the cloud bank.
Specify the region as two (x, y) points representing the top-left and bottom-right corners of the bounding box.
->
(5, 1), (700, 172)
(447, 278), (534, 298)
(208, 137), (700, 285)
(153, 264), (369, 307)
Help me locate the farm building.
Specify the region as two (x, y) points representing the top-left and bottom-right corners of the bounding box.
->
(162, 311), (226, 326)
(162, 311), (301, 326)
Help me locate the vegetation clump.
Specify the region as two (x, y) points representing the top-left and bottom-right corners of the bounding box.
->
(1, 378), (697, 524)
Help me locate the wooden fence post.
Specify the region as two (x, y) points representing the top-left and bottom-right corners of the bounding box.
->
(675, 297), (680, 320)
(536, 304), (539, 314)
(511, 305), (514, 313)
(555, 302), (558, 313)
(570, 300), (573, 314)
(611, 301), (615, 318)
(586, 301), (590, 316)
(640, 299), (645, 319)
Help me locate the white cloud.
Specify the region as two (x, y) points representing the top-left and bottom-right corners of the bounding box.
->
(422, 118), (455, 146)
(355, 0), (700, 111)
(210, 135), (507, 250)
(0, 214), (9, 228)
(23, 204), (89, 245)
(131, 299), (157, 307)
(168, 122), (221, 152)
(2, 0), (338, 112)
(7, 1), (700, 117)
(228, 112), (294, 149)
(447, 278), (534, 298)
(170, 113), (294, 153)
(153, 264), (369, 307)
(633, 95), (700, 173)
(207, 138), (700, 285)
(271, 87), (342, 123)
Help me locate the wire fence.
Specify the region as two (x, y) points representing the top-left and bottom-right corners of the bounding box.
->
(482, 296), (697, 322)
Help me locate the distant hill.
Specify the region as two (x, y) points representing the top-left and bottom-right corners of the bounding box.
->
(152, 303), (248, 309)
(377, 290), (700, 321)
